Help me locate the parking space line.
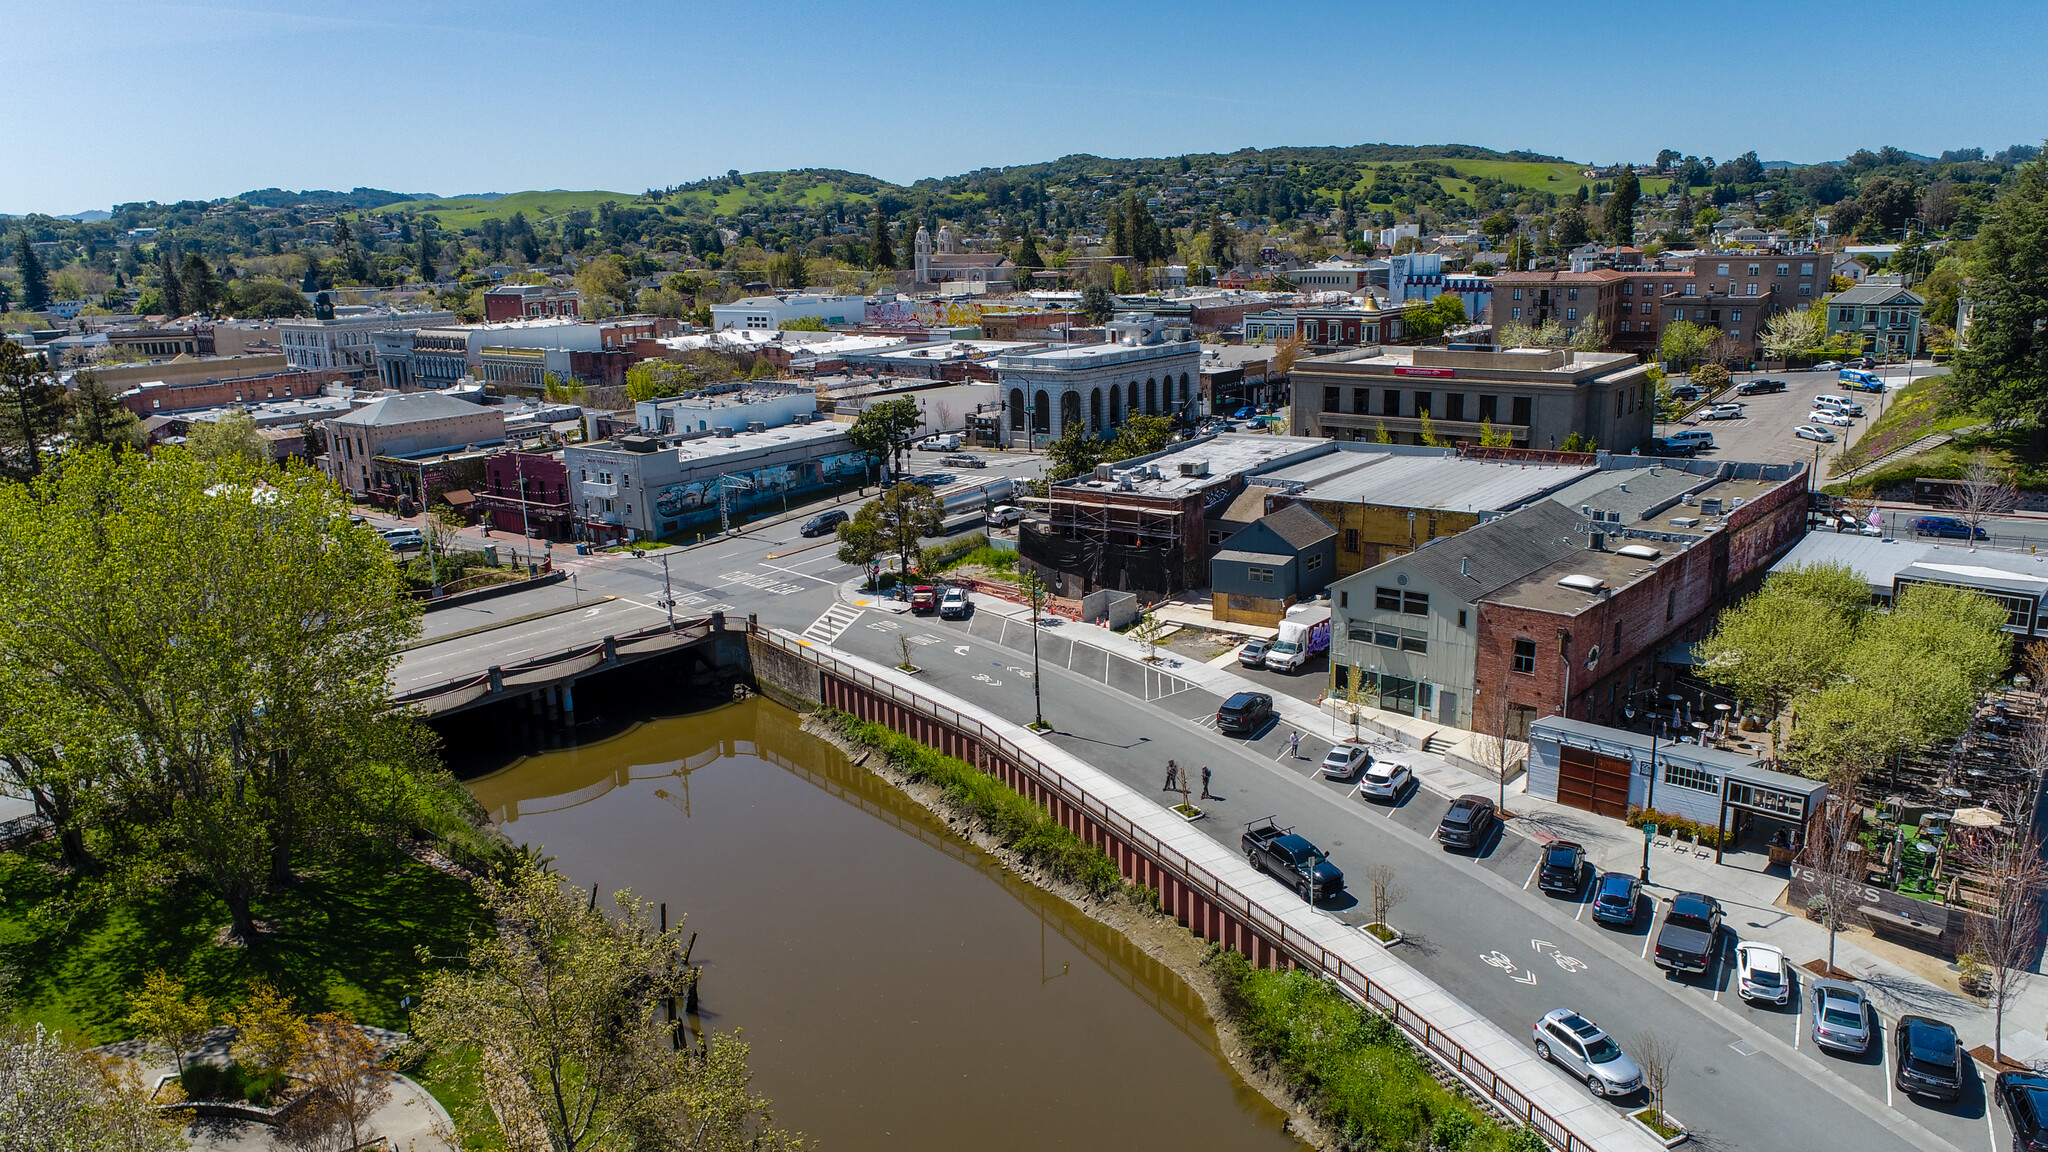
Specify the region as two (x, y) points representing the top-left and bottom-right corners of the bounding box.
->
(1793, 1002), (1800, 1051)
(1641, 901), (1657, 958)
(1880, 1014), (1893, 1108)
(1989, 1105), (2000, 1152)
(1575, 895), (1587, 922)
(1523, 860), (1540, 891)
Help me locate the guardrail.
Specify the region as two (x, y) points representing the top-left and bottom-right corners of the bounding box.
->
(756, 625), (1605, 1152)
(391, 615), (721, 711)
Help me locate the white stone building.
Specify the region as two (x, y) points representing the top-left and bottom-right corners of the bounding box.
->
(992, 315), (1202, 446)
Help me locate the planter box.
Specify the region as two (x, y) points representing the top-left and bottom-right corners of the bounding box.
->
(1630, 1107), (1688, 1147)
(1363, 922), (1403, 945)
(1172, 803), (1205, 822)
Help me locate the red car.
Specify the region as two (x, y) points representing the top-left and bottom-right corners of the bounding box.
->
(909, 585), (937, 614)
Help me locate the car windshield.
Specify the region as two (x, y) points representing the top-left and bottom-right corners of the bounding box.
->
(1583, 1035), (1622, 1063)
(1748, 967), (1780, 986)
(1597, 883), (1631, 904)
(1367, 768), (1393, 783)
(1819, 994), (1864, 1027)
(1545, 848), (1578, 868)
(1908, 1056), (1956, 1079)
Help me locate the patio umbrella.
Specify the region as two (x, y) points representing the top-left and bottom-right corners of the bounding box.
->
(1951, 806), (2003, 828)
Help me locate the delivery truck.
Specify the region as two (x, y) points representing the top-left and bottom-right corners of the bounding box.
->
(1263, 602), (1332, 674)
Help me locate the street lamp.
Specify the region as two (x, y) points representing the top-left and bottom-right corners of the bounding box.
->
(645, 553), (676, 628)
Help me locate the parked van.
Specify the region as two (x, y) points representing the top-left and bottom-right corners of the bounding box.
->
(1812, 395), (1865, 417)
(1666, 429), (1715, 451)
(380, 527), (424, 550)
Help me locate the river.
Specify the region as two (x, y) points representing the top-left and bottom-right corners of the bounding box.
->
(461, 697), (1303, 1151)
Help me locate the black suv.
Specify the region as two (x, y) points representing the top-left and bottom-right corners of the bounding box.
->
(1436, 794), (1497, 851)
(1537, 841), (1588, 895)
(1894, 1015), (1963, 1105)
(1215, 692), (1274, 736)
(800, 509), (849, 537)
(1996, 1070), (2048, 1149)
(1737, 378), (1788, 396)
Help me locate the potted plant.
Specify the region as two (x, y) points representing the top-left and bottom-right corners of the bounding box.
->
(1958, 951), (1990, 998)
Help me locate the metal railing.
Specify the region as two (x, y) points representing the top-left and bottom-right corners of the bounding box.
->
(756, 626), (1608, 1152)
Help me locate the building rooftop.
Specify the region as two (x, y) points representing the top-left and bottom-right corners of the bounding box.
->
(1297, 344), (1640, 378)
(1058, 434), (1329, 499)
(332, 390), (492, 428)
(1258, 444), (1595, 513)
(1490, 538), (1675, 614)
(1364, 499), (1584, 604)
(1771, 532), (2048, 599)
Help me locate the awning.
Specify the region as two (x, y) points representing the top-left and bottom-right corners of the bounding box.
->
(441, 489), (476, 507)
(1658, 641), (1701, 666)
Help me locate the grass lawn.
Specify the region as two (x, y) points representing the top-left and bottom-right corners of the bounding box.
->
(411, 189), (637, 227)
(1826, 373), (2009, 492)
(0, 844), (489, 1044)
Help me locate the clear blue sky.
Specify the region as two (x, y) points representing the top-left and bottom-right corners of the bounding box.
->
(5, 0), (2043, 215)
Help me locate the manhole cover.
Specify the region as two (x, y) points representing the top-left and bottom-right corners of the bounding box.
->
(1729, 1041), (1758, 1056)
(1702, 1065), (1719, 1075)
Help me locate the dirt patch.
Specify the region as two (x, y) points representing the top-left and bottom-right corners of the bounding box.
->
(1162, 628), (1241, 663)
(800, 713), (1338, 1150)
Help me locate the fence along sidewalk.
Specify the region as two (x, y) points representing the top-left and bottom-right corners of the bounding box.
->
(758, 627), (1662, 1152)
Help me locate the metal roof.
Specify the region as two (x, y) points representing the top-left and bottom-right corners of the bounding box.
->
(1262, 446), (1595, 512)
(1771, 532), (2048, 597)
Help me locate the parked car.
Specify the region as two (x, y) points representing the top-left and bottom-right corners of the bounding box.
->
(987, 504), (1023, 527)
(939, 588), (971, 619)
(1666, 429), (1715, 451)
(1735, 941), (1790, 1005)
(1894, 1015), (1964, 1104)
(1241, 817), (1344, 903)
(1812, 394), (1865, 417)
(1320, 742), (1371, 780)
(908, 585), (938, 614)
(1912, 515), (1989, 540)
(1668, 384), (1704, 402)
(1652, 892), (1723, 975)
(1994, 1070), (2048, 1149)
(1356, 759), (1412, 802)
(1809, 978), (1872, 1053)
(941, 453), (986, 469)
(1702, 403), (1745, 420)
(1794, 424), (1838, 443)
(1813, 359), (1844, 372)
(1854, 356), (1877, 369)
(1215, 692), (1274, 736)
(1537, 841), (1588, 896)
(800, 509), (849, 537)
(1236, 638), (1271, 667)
(1589, 872), (1643, 927)
(1647, 435), (1698, 458)
(379, 527), (424, 550)
(1737, 378), (1788, 396)
(917, 434), (960, 451)
(1809, 409), (1854, 426)
(1532, 1009), (1644, 1098)
(1436, 794), (1497, 851)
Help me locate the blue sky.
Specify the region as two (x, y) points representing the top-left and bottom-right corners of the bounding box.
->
(5, 0), (2043, 215)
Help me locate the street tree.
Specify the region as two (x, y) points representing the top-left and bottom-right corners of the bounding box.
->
(0, 1024), (184, 1152)
(1658, 320), (1715, 374)
(185, 408), (270, 465)
(1760, 305), (1829, 360)
(292, 1012), (395, 1152)
(845, 395), (923, 481)
(15, 232), (51, 311)
(125, 971), (213, 1076)
(1106, 414), (1174, 462)
(0, 449), (429, 941)
(841, 482), (941, 582)
(1695, 562), (1869, 744)
(412, 865), (799, 1152)
(1952, 151), (2048, 425)
(1364, 863), (1404, 938)
(1944, 452), (2019, 545)
(0, 339), (66, 479)
(1802, 776), (1866, 973)
(1043, 420), (1102, 482)
(1630, 1031), (1676, 1131)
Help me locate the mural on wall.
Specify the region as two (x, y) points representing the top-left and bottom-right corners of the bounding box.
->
(652, 452), (873, 522)
(864, 299), (985, 329)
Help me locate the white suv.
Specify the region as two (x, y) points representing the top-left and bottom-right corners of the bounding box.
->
(1812, 394), (1865, 417)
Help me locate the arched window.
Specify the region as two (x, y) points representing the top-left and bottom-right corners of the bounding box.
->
(1108, 385), (1122, 426)
(1180, 373), (1190, 406)
(1059, 390), (1080, 431)
(1146, 377), (1157, 415)
(1090, 388), (1103, 432)
(1127, 381), (1140, 417)
(1008, 387), (1025, 431)
(1032, 390), (1051, 434)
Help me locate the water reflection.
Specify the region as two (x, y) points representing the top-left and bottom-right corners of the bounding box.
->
(463, 698), (1302, 1152)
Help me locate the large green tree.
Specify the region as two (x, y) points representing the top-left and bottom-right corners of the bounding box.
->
(1078, 283), (1117, 323)
(180, 253), (223, 315)
(0, 340), (66, 479)
(0, 1024), (184, 1152)
(870, 209), (895, 270)
(845, 396), (923, 480)
(0, 449), (430, 940)
(1043, 421), (1102, 482)
(1603, 168), (1640, 246)
(63, 372), (144, 453)
(15, 232), (50, 311)
(154, 249), (184, 316)
(1695, 562), (1869, 744)
(1952, 151), (2048, 424)
(838, 481), (942, 583)
(231, 278), (311, 318)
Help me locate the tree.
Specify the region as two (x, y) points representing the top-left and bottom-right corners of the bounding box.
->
(768, 249), (811, 291)
(0, 1024), (184, 1152)
(1552, 207), (1591, 248)
(1802, 777), (1866, 973)
(228, 980), (308, 1077)
(869, 210), (895, 270)
(1106, 414), (1174, 462)
(293, 1012), (395, 1152)
(186, 408), (270, 465)
(1078, 283), (1117, 323)
(1658, 320), (1715, 372)
(1760, 305), (1829, 360)
(1857, 175), (1918, 234)
(1631, 1031), (1676, 1131)
(125, 971), (212, 1075)
(1401, 295), (1467, 343)
(0, 340), (65, 479)
(180, 253), (223, 315)
(1559, 431), (1596, 452)
(1129, 607), (1167, 662)
(1271, 332), (1307, 376)
(1498, 318), (1568, 348)
(1044, 420), (1102, 482)
(1015, 231), (1042, 277)
(412, 865), (799, 1152)
(1477, 419), (1513, 447)
(231, 279), (310, 318)
(846, 395), (922, 481)
(15, 232), (49, 311)
(1364, 863), (1404, 936)
(1695, 562), (1869, 744)
(1944, 452), (2019, 546)
(835, 514), (885, 585)
(64, 373), (145, 453)
(1567, 316), (1608, 352)
(417, 223), (438, 283)
(1952, 152), (2048, 425)
(843, 482), (942, 582)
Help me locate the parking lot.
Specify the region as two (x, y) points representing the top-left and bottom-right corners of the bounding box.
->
(1658, 367), (1906, 470)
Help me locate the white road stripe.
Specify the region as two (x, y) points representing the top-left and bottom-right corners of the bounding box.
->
(1880, 1014), (1894, 1108)
(1523, 860), (1541, 891)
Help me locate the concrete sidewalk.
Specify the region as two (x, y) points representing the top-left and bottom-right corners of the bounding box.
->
(887, 579), (2048, 1070)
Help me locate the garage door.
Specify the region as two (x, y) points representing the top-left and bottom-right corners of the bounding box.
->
(1557, 747), (1633, 819)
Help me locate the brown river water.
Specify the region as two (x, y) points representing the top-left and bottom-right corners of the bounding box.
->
(462, 697), (1303, 1152)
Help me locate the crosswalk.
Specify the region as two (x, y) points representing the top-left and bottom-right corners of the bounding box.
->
(801, 603), (863, 646)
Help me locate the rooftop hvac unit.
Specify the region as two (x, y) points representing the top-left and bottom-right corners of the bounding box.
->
(1590, 532), (1606, 551)
(1606, 510), (1622, 524)
(1094, 463), (1117, 481)
(1179, 459), (1211, 477)
(1730, 496), (1746, 509)
(1118, 474), (1135, 491)
(1680, 493), (1696, 505)
(714, 426), (735, 438)
(745, 420), (767, 433)
(1580, 504), (1593, 517)
(1670, 515), (1700, 528)
(1699, 497), (1723, 516)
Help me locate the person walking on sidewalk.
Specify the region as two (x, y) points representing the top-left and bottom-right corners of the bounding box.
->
(1164, 760), (1180, 792)
(1289, 731), (1302, 760)
(1200, 765), (1213, 800)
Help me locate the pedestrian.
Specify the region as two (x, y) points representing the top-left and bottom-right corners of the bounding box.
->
(1200, 765), (1213, 800)
(1289, 730), (1302, 759)
(1164, 760), (1179, 792)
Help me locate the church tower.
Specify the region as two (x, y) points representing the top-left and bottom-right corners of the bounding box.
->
(914, 226), (931, 282)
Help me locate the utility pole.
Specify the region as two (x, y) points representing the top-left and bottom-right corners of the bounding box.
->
(514, 450), (535, 572)
(646, 553), (676, 629)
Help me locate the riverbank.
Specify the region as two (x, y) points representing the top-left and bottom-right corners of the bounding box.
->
(802, 709), (1340, 1149)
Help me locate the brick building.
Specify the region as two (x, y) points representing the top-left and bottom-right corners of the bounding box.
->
(1490, 268), (1625, 342)
(483, 285), (581, 323)
(476, 450), (574, 540)
(119, 369), (345, 416)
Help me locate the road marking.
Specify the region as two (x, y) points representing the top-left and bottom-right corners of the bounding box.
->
(1641, 903), (1657, 959)
(1481, 950), (1538, 985)
(1989, 1102), (2000, 1152)
(1523, 860), (1541, 890)
(1005, 666), (1034, 678)
(1575, 897), (1588, 922)
(1793, 1002), (1800, 1050)
(866, 619), (901, 632)
(756, 560), (837, 584)
(800, 604), (862, 645)
(582, 606), (602, 617)
(954, 645), (970, 655)
(906, 634), (941, 646)
(971, 673), (1003, 687)
(1880, 1014), (1893, 1107)
(1729, 1040), (1758, 1056)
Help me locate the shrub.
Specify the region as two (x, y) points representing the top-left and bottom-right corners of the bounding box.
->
(1693, 363), (1731, 388)
(820, 708), (1122, 897)
(942, 545), (1016, 573)
(1625, 807), (1723, 849)
(178, 1061), (291, 1107)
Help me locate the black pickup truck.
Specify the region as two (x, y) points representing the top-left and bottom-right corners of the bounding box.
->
(1242, 818), (1345, 904)
(1653, 892), (1725, 975)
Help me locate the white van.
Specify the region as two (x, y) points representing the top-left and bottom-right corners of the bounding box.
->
(380, 527), (424, 550)
(1667, 429), (1715, 450)
(1812, 395), (1865, 417)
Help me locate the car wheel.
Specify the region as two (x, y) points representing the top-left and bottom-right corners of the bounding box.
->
(1535, 1040), (1552, 1063)
(1297, 880), (1312, 903)
(1587, 1073), (1605, 1096)
(1246, 849), (1263, 873)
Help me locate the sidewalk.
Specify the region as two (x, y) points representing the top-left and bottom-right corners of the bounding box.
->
(877, 579), (2048, 1068)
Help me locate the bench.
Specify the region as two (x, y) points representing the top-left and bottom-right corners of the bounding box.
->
(1859, 905), (1946, 941)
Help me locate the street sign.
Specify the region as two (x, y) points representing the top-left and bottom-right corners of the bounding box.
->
(1644, 824), (1656, 843)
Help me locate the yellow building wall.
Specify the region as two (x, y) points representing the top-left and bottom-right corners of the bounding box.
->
(1298, 499), (1485, 578)
(1214, 593), (1289, 627)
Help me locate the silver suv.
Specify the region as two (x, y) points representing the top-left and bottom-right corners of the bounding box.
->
(1533, 1009), (1643, 1097)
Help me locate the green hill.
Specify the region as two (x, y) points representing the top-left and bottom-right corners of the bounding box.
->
(413, 189), (638, 226)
